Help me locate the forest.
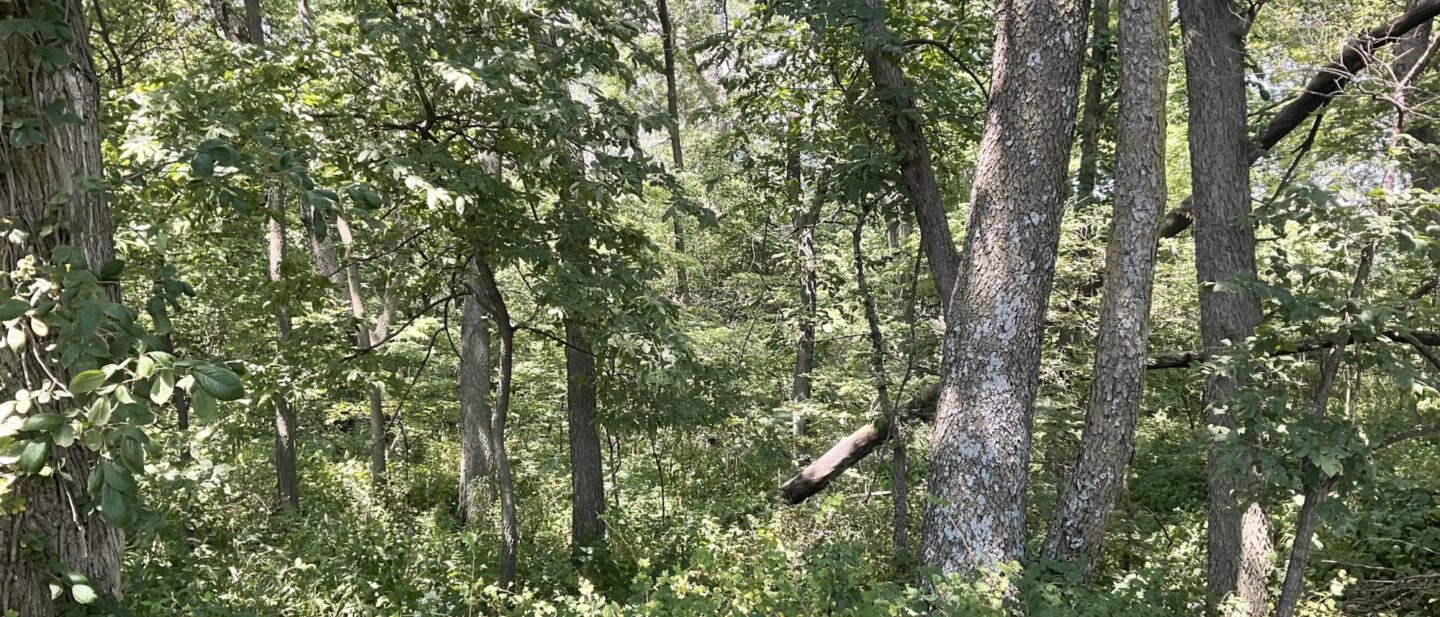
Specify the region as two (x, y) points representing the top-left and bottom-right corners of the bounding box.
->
(2, 0), (1440, 614)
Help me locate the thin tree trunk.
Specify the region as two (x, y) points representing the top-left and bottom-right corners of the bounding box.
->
(851, 206), (905, 560)
(918, 0), (1088, 576)
(1043, 0), (1168, 577)
(267, 189), (301, 511)
(334, 217), (386, 488)
(1074, 0), (1112, 204)
(791, 164), (830, 442)
(566, 322), (606, 553)
(0, 0), (124, 611)
(458, 288), (496, 525)
(474, 257), (519, 590)
(1179, 0), (1270, 612)
(859, 0), (961, 316)
(657, 0), (690, 304)
(300, 204), (345, 288)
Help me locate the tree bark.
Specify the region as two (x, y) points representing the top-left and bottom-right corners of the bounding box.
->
(267, 189), (301, 511)
(565, 322), (606, 553)
(334, 217), (387, 489)
(1043, 0), (1168, 577)
(657, 0), (690, 305)
(458, 288), (495, 526)
(791, 164), (829, 442)
(473, 257), (519, 590)
(916, 0), (1088, 576)
(1178, 0), (1271, 612)
(1158, 0), (1440, 239)
(0, 0), (125, 611)
(1074, 0), (1112, 204)
(859, 0), (961, 317)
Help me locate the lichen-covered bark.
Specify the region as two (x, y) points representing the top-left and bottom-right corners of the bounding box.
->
(1178, 0), (1271, 612)
(919, 0), (1087, 575)
(458, 290), (495, 525)
(1043, 0), (1169, 575)
(0, 0), (123, 611)
(565, 323), (606, 552)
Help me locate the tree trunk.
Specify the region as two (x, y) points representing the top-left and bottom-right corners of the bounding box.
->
(267, 189), (301, 511)
(1042, 0), (1168, 577)
(859, 0), (961, 316)
(791, 163), (829, 443)
(1178, 0), (1271, 612)
(334, 217), (386, 489)
(458, 288), (496, 526)
(918, 0), (1088, 576)
(851, 207), (906, 560)
(300, 204), (345, 288)
(473, 257), (519, 590)
(566, 322), (606, 553)
(1074, 0), (1112, 204)
(657, 0), (690, 305)
(0, 1), (124, 611)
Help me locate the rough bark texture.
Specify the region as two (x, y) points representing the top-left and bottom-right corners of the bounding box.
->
(1158, 0), (1440, 239)
(301, 204), (345, 288)
(1043, 0), (1168, 576)
(1074, 0), (1112, 203)
(859, 0), (961, 315)
(474, 257), (519, 590)
(334, 217), (387, 489)
(791, 165), (829, 443)
(919, 0), (1088, 575)
(780, 418), (891, 503)
(0, 1), (124, 611)
(565, 323), (606, 552)
(657, 0), (690, 305)
(1178, 0), (1271, 612)
(458, 289), (495, 526)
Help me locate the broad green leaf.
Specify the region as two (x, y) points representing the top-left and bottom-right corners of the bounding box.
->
(191, 388), (218, 422)
(0, 298), (28, 320)
(70, 370), (106, 394)
(19, 413), (64, 433)
(19, 440), (47, 473)
(71, 583), (97, 605)
(192, 364), (244, 401)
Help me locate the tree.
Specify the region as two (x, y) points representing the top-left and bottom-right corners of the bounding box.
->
(566, 322), (606, 553)
(458, 287), (495, 526)
(917, 0), (1088, 575)
(1042, 0), (1168, 576)
(657, 0), (691, 305)
(0, 0), (124, 611)
(1178, 0), (1270, 611)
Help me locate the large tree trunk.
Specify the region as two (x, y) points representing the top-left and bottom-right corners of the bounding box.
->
(1074, 0), (1112, 204)
(0, 0), (124, 611)
(458, 289), (496, 525)
(1042, 0), (1169, 577)
(657, 0), (690, 305)
(859, 0), (961, 316)
(473, 257), (519, 590)
(565, 323), (606, 552)
(1178, 0), (1271, 612)
(334, 217), (387, 489)
(916, 0), (1088, 576)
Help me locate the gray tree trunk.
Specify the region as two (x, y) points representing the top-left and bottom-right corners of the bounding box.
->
(1178, 0), (1271, 612)
(458, 289), (496, 526)
(0, 0), (124, 611)
(1043, 0), (1169, 577)
(791, 162), (828, 444)
(566, 323), (606, 552)
(473, 257), (519, 590)
(334, 217), (387, 489)
(918, 0), (1088, 576)
(267, 189), (301, 511)
(859, 0), (961, 316)
(657, 0), (690, 305)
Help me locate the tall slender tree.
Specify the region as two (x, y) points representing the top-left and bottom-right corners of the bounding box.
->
(1179, 0), (1271, 612)
(1043, 0), (1169, 576)
(657, 0), (690, 304)
(458, 287), (495, 525)
(566, 322), (606, 552)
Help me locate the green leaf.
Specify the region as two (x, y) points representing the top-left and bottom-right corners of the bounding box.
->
(71, 583), (97, 605)
(191, 388), (218, 422)
(192, 364), (244, 401)
(149, 370), (174, 405)
(19, 413), (64, 433)
(69, 369), (106, 394)
(54, 423), (75, 448)
(0, 298), (28, 320)
(19, 440), (47, 473)
(86, 398), (112, 425)
(99, 487), (129, 525)
(135, 355), (155, 380)
(191, 152), (215, 179)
